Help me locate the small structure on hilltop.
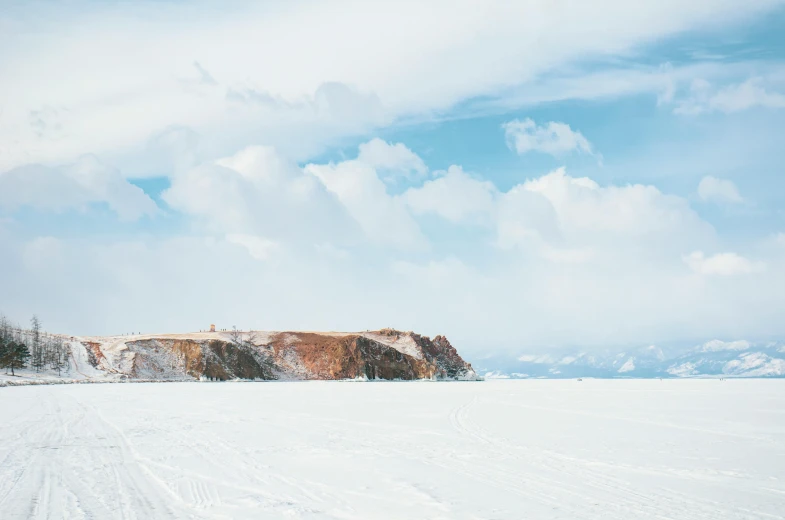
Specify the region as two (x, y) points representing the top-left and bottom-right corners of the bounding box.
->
(210, 324), (216, 332)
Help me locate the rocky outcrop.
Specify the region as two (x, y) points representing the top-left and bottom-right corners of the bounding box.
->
(74, 330), (479, 382)
(127, 339), (276, 381)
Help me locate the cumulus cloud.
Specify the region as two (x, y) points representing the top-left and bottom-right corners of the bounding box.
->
(504, 168), (709, 243)
(164, 140), (426, 250)
(684, 251), (763, 276)
(356, 138), (427, 183)
(305, 159), (425, 250)
(492, 167), (713, 267)
(502, 119), (594, 157)
(2, 136), (784, 351)
(226, 234), (279, 261)
(403, 166), (496, 223)
(675, 78), (785, 115)
(496, 183), (562, 249)
(163, 145), (361, 246)
(697, 176), (743, 204)
(0, 156), (158, 221)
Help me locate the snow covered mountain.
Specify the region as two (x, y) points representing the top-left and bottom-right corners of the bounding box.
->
(1, 329), (479, 385)
(475, 340), (785, 379)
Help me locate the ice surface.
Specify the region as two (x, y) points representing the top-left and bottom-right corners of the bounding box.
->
(1, 380), (783, 519)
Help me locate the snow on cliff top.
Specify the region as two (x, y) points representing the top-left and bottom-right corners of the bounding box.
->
(79, 330), (430, 360)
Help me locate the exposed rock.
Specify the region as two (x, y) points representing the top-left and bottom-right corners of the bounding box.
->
(83, 341), (106, 369)
(70, 330), (479, 382)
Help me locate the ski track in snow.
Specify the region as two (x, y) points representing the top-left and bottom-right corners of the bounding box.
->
(0, 380), (784, 519)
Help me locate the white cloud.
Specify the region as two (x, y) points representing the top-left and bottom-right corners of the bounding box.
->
(463, 61), (785, 117)
(403, 166), (496, 223)
(1, 0), (780, 172)
(226, 234), (279, 261)
(2, 137), (785, 351)
(356, 139), (427, 183)
(497, 168), (709, 247)
(314, 243), (350, 260)
(164, 140), (426, 250)
(684, 251), (764, 276)
(496, 183), (562, 249)
(0, 156), (158, 220)
(503, 119), (594, 157)
(697, 176), (743, 204)
(22, 236), (64, 272)
(391, 257), (470, 286)
(163, 145), (359, 245)
(482, 166), (723, 282)
(305, 159), (425, 249)
(539, 246), (595, 264)
(675, 78), (785, 115)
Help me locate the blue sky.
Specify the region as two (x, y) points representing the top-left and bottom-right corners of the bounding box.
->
(1, 0), (784, 355)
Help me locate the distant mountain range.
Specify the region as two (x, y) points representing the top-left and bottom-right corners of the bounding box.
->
(474, 340), (785, 378)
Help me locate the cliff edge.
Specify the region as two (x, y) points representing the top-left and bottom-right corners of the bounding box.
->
(64, 329), (479, 382)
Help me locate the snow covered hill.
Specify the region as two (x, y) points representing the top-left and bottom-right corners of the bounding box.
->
(0, 328), (479, 385)
(475, 340), (785, 379)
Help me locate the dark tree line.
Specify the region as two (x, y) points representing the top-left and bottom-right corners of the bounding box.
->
(0, 314), (70, 376)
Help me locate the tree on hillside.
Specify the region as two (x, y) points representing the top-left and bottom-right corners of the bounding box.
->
(0, 313), (70, 376)
(0, 314), (14, 373)
(0, 337), (10, 373)
(230, 326), (242, 346)
(6, 341), (31, 376)
(51, 336), (68, 376)
(30, 315), (43, 372)
(243, 331), (258, 348)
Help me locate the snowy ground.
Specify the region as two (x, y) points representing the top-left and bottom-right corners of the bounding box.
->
(0, 380), (783, 519)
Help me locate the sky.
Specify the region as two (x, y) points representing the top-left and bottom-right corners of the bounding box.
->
(1, 0), (784, 356)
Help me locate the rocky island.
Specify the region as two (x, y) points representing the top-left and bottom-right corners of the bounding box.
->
(58, 328), (480, 383)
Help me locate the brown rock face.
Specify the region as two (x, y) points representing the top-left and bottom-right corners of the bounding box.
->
(375, 329), (475, 379)
(83, 341), (106, 369)
(126, 339), (276, 381)
(80, 330), (478, 382)
(268, 333), (436, 380)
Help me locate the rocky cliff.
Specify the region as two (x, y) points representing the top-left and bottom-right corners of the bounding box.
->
(70, 329), (479, 382)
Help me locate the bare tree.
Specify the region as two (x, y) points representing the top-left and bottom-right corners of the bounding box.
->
(243, 330), (258, 348)
(30, 315), (43, 372)
(0, 314), (10, 373)
(12, 342), (30, 376)
(0, 314), (71, 376)
(229, 325), (242, 346)
(51, 336), (68, 376)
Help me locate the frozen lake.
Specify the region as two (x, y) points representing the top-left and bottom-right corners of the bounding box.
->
(0, 380), (783, 519)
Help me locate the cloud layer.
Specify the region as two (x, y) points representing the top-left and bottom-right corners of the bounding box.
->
(1, 0), (782, 172)
(2, 136), (783, 352)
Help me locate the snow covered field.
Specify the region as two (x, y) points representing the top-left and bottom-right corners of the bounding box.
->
(1, 380), (783, 519)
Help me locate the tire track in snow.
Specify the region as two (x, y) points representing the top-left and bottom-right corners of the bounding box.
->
(76, 398), (208, 519)
(448, 394), (755, 520)
(448, 396), (681, 518)
(0, 388), (209, 520)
